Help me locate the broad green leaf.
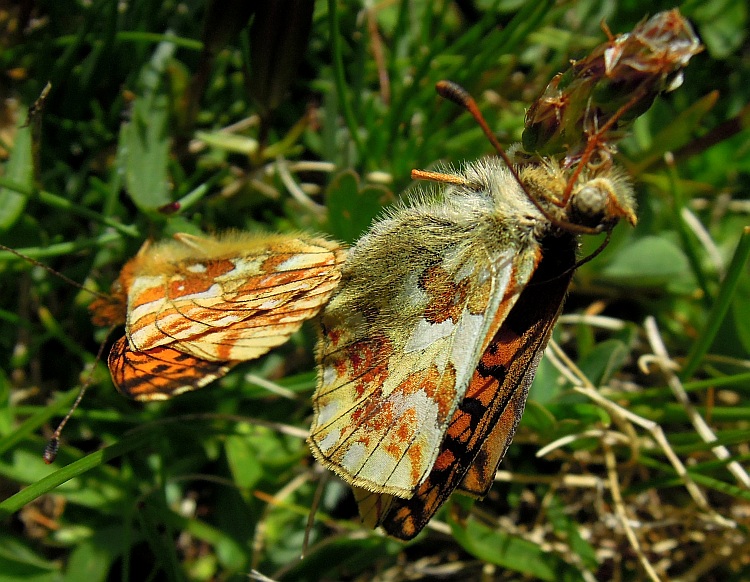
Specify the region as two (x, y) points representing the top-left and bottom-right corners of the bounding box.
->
(64, 527), (125, 582)
(451, 517), (584, 581)
(117, 42), (175, 211)
(224, 434), (263, 490)
(576, 339), (629, 386)
(0, 531), (59, 582)
(599, 236), (692, 290)
(628, 92), (718, 173)
(530, 348), (564, 404)
(520, 399), (556, 433)
(693, 0), (748, 58)
(325, 170), (390, 243)
(0, 106), (32, 231)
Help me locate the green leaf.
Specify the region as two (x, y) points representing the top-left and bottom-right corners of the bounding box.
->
(530, 348), (564, 404)
(65, 526), (126, 582)
(282, 536), (401, 580)
(576, 339), (629, 386)
(0, 106), (32, 231)
(451, 517), (584, 581)
(546, 495), (598, 570)
(117, 42), (175, 211)
(520, 400), (556, 433)
(629, 91), (718, 173)
(599, 236), (692, 290)
(224, 434), (263, 490)
(0, 531), (59, 582)
(692, 0), (748, 58)
(325, 170), (390, 243)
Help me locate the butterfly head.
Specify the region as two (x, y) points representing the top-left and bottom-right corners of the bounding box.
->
(566, 169), (637, 231)
(518, 160), (637, 235)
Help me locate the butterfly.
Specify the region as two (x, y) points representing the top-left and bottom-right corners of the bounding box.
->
(89, 231), (345, 401)
(307, 7), (700, 539)
(308, 153), (635, 538)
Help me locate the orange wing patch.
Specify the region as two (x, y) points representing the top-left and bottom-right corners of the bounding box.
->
(91, 231), (344, 401)
(107, 336), (235, 400)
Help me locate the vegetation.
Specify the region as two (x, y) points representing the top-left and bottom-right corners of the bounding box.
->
(0, 1), (748, 580)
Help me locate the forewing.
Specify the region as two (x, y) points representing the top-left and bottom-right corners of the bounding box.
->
(363, 232), (577, 539)
(108, 336), (236, 400)
(126, 238), (343, 361)
(310, 213), (541, 498)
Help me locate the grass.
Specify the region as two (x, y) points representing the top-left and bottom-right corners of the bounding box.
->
(1, 1), (749, 580)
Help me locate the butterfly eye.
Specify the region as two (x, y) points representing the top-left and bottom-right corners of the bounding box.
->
(570, 173), (638, 230)
(570, 179), (612, 227)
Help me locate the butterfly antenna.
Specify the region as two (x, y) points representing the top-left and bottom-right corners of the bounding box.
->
(435, 80), (525, 186)
(573, 231), (613, 270)
(0, 244), (119, 462)
(43, 328), (113, 464)
(534, 231), (614, 286)
(0, 243), (110, 301)
(410, 168), (475, 187)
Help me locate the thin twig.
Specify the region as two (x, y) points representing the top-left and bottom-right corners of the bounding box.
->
(249, 569), (279, 582)
(537, 429), (631, 458)
(494, 470), (604, 489)
(557, 313), (628, 330)
(602, 439), (662, 582)
(302, 469), (329, 558)
(244, 373), (298, 401)
(252, 472), (310, 570)
(680, 207), (725, 278)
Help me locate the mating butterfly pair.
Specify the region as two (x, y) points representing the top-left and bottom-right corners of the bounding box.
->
(90, 151), (630, 542)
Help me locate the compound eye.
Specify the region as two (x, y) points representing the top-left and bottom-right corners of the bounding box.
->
(570, 181), (611, 228)
(577, 185), (608, 216)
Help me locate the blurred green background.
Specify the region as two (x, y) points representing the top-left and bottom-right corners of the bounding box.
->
(0, 1), (748, 580)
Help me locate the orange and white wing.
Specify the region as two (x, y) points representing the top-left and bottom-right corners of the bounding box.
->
(108, 336), (236, 400)
(309, 211), (542, 499)
(124, 233), (344, 361)
(355, 233), (577, 539)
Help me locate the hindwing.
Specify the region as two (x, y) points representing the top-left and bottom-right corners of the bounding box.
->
(108, 336), (236, 400)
